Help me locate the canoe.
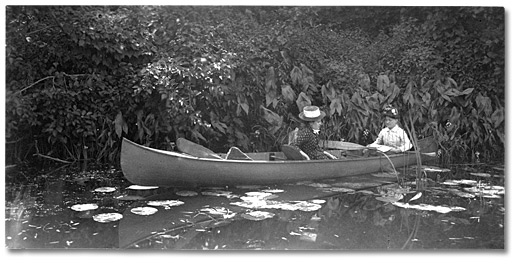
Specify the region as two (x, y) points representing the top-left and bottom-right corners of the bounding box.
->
(120, 137), (437, 187)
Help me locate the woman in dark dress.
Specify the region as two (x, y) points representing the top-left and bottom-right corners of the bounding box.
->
(290, 106), (337, 160)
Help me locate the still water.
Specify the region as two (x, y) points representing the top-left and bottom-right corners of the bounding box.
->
(5, 163), (504, 250)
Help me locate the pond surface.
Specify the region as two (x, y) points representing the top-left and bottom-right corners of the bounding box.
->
(5, 162), (504, 250)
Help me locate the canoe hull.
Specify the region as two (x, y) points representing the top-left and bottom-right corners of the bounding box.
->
(120, 138), (437, 187)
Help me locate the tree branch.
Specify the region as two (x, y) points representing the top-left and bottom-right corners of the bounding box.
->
(15, 73), (89, 95)
(33, 153), (73, 164)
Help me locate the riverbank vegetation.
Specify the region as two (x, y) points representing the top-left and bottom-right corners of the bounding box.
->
(5, 6), (504, 166)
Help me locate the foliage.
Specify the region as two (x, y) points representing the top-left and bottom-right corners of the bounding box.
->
(5, 6), (504, 165)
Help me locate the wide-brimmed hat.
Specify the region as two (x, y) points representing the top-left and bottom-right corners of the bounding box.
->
(382, 106), (399, 119)
(299, 106), (326, 122)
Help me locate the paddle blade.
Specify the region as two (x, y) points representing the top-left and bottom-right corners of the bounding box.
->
(225, 147), (253, 160)
(176, 138), (223, 159)
(319, 140), (365, 150)
(281, 145), (310, 160)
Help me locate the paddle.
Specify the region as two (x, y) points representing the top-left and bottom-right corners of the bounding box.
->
(281, 145), (310, 160)
(225, 147), (253, 160)
(176, 138), (223, 160)
(319, 140), (370, 150)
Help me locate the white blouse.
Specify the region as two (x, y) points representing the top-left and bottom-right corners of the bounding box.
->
(371, 125), (413, 152)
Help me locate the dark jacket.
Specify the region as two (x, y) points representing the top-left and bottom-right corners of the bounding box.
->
(290, 126), (331, 160)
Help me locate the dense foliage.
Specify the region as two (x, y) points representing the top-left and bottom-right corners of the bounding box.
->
(5, 6), (505, 165)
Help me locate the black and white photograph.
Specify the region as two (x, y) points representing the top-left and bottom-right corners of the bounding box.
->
(2, 1), (517, 262)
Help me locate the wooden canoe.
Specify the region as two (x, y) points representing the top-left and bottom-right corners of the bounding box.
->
(120, 137), (437, 187)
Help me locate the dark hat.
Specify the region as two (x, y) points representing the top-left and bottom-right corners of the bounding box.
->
(299, 106), (326, 122)
(382, 106), (399, 119)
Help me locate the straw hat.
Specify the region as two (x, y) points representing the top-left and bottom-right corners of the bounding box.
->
(298, 106), (326, 122)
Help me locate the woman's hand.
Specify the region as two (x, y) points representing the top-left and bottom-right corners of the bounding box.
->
(386, 148), (401, 154)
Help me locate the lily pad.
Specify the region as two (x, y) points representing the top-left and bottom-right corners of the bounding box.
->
(245, 191), (273, 198)
(292, 201), (322, 212)
(126, 185), (159, 190)
(469, 172), (492, 178)
(422, 166), (451, 173)
(392, 202), (465, 214)
(441, 181), (462, 186)
(442, 179), (478, 186)
(449, 189), (476, 198)
(130, 207), (158, 216)
(230, 200), (268, 209)
(241, 211), (275, 221)
(375, 194), (404, 203)
(92, 213), (123, 223)
(481, 194), (502, 199)
(201, 190), (237, 198)
(147, 200), (184, 208)
(175, 190), (198, 197)
(261, 189), (285, 193)
(304, 182), (331, 188)
(318, 187), (356, 193)
(114, 195), (145, 201)
(371, 172), (399, 178)
(94, 187), (117, 193)
(357, 190), (375, 195)
(200, 207), (236, 218)
(235, 185), (264, 189)
(71, 203), (99, 212)
(300, 231), (317, 242)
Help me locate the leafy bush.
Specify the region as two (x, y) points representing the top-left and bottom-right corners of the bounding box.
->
(5, 6), (504, 165)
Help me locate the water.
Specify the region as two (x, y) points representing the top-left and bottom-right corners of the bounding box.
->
(4, 163), (504, 250)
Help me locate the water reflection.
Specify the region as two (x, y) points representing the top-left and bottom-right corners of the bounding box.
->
(5, 165), (504, 249)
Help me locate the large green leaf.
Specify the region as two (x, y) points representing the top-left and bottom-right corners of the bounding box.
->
(114, 111), (128, 138)
(281, 85), (296, 103)
(376, 75), (390, 92)
(490, 107), (504, 128)
(296, 92), (312, 112)
(329, 98), (343, 116)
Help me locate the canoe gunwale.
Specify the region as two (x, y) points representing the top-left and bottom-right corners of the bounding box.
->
(120, 138), (437, 186)
(122, 137), (427, 164)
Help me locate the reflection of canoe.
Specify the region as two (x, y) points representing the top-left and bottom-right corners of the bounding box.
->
(120, 137), (437, 187)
